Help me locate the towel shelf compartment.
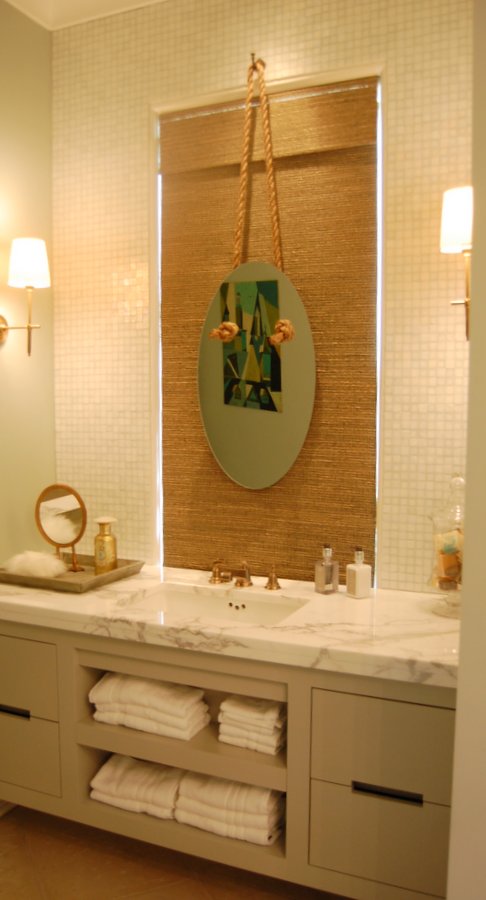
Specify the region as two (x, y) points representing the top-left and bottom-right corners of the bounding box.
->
(76, 718), (287, 792)
(77, 649), (286, 703)
(85, 794), (286, 872)
(76, 655), (288, 795)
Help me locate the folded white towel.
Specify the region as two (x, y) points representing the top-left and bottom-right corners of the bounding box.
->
(90, 754), (184, 818)
(174, 807), (282, 845)
(219, 695), (285, 728)
(95, 700), (208, 730)
(219, 721), (285, 749)
(176, 793), (285, 830)
(178, 771), (282, 815)
(218, 711), (286, 735)
(94, 708), (210, 740)
(218, 733), (285, 756)
(90, 789), (175, 819)
(89, 673), (204, 717)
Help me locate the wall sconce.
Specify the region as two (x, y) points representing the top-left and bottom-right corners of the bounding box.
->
(440, 185), (473, 339)
(0, 237), (51, 356)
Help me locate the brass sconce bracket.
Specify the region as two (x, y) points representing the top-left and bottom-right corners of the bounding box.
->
(0, 312), (40, 354)
(0, 315), (8, 346)
(449, 249), (471, 340)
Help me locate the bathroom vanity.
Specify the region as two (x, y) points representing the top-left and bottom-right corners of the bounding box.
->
(0, 568), (459, 900)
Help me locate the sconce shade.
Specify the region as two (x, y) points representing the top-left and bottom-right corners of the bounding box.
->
(8, 238), (51, 289)
(440, 186), (473, 254)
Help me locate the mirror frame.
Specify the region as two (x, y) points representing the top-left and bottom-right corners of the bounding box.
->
(35, 483), (87, 571)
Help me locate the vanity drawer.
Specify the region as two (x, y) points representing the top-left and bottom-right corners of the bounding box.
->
(0, 634), (58, 720)
(311, 689), (454, 805)
(0, 711), (61, 796)
(309, 779), (450, 897)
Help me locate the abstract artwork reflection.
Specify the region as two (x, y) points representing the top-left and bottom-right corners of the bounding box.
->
(219, 280), (282, 412)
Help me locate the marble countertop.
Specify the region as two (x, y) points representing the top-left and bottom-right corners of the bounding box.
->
(0, 566), (460, 688)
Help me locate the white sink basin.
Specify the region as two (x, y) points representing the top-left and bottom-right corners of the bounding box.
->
(134, 581), (309, 626)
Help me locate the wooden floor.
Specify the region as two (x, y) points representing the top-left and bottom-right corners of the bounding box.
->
(0, 805), (342, 899)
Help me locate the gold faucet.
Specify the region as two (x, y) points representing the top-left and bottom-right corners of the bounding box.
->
(209, 560), (231, 584)
(233, 560), (252, 588)
(209, 559), (252, 587)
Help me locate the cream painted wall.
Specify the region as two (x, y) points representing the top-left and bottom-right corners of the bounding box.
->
(447, 1), (486, 895)
(51, 0), (471, 585)
(0, 0), (55, 562)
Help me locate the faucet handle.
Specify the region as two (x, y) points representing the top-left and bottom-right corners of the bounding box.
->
(234, 560), (252, 588)
(209, 559), (223, 583)
(209, 560), (232, 584)
(265, 564), (281, 591)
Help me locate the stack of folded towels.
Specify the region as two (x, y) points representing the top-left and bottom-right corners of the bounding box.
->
(175, 771), (285, 845)
(217, 694), (286, 755)
(90, 753), (184, 819)
(89, 673), (210, 740)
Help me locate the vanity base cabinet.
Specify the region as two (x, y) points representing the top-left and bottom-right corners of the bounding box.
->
(0, 622), (456, 900)
(0, 633), (61, 798)
(309, 780), (450, 897)
(308, 687), (455, 899)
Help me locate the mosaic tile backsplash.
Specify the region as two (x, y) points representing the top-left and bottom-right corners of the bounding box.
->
(52, 0), (471, 590)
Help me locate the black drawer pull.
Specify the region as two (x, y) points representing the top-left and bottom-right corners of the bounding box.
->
(352, 780), (423, 806)
(0, 703), (30, 719)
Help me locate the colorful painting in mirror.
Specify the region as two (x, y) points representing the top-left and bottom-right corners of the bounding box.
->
(219, 279), (282, 412)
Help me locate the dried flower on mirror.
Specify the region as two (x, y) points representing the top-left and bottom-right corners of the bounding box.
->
(269, 319), (295, 345)
(209, 321), (240, 343)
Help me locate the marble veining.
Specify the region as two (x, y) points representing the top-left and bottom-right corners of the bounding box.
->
(0, 567), (459, 688)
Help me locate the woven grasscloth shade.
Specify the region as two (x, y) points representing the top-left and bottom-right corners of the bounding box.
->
(160, 77), (377, 582)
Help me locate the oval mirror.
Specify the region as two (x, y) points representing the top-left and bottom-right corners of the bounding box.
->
(35, 483), (87, 572)
(198, 261), (315, 489)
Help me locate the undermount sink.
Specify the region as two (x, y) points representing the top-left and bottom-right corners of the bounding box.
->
(134, 581), (309, 626)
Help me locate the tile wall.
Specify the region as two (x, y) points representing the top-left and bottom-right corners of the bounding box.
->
(52, 0), (472, 589)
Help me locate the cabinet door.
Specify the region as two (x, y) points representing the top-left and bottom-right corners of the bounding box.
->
(310, 779), (450, 897)
(311, 689), (454, 805)
(0, 635), (58, 720)
(0, 714), (61, 796)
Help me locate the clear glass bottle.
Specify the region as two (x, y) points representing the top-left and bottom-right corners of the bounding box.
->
(315, 544), (339, 594)
(94, 517), (118, 575)
(430, 474), (465, 598)
(346, 547), (372, 598)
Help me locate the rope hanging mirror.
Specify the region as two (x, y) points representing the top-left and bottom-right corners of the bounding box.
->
(198, 56), (316, 490)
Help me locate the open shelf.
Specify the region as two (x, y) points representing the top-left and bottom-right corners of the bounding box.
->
(82, 793), (286, 869)
(75, 718), (287, 792)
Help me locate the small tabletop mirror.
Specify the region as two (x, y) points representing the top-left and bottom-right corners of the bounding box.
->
(35, 483), (87, 572)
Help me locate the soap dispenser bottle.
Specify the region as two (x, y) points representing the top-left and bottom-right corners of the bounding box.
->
(346, 547), (372, 598)
(315, 544), (339, 594)
(94, 517), (117, 575)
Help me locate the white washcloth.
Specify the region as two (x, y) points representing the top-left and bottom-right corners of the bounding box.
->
(95, 700), (209, 730)
(94, 708), (210, 740)
(218, 712), (286, 736)
(178, 771), (282, 815)
(89, 673), (204, 717)
(218, 733), (284, 756)
(89, 754), (184, 818)
(175, 793), (285, 830)
(219, 721), (285, 749)
(174, 807), (282, 845)
(218, 711), (286, 735)
(219, 695), (285, 728)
